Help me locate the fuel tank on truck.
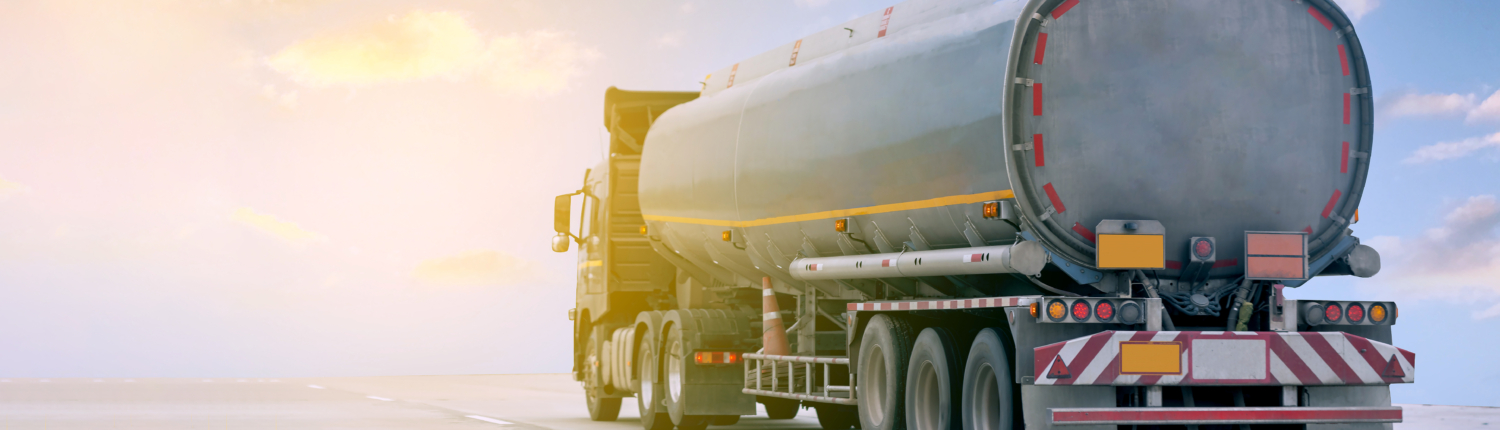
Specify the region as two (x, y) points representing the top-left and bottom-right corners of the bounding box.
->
(637, 0), (1372, 290)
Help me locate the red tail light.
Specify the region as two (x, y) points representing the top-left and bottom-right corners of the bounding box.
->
(1324, 302), (1343, 323)
(1095, 300), (1115, 321)
(1071, 300), (1091, 321)
(1347, 303), (1365, 323)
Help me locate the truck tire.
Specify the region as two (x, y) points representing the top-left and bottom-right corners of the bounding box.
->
(636, 330), (672, 430)
(961, 329), (1013, 430)
(905, 328), (960, 430)
(710, 415), (740, 425)
(763, 397), (799, 419)
(814, 404), (860, 430)
(585, 333), (621, 421)
(857, 314), (915, 430)
(663, 324), (713, 428)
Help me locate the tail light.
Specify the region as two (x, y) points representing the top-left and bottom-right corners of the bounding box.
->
(1347, 303), (1365, 323)
(1094, 300), (1115, 322)
(1324, 302), (1343, 323)
(694, 351), (740, 365)
(1070, 300), (1091, 321)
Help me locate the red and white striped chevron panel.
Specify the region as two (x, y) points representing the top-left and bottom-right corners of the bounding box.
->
(846, 296), (1038, 311)
(1034, 331), (1414, 386)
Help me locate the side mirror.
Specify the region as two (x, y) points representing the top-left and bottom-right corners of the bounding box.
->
(551, 233), (571, 253)
(554, 194), (572, 234)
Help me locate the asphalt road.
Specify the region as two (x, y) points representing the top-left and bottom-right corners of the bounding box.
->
(0, 374), (1492, 429)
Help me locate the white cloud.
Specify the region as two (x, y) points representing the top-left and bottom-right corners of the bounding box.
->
(1378, 91), (1476, 119)
(1332, 0), (1380, 23)
(794, 0), (836, 8)
(656, 31), (684, 48)
(231, 207), (327, 245)
(411, 250), (539, 286)
(679, 2), (695, 14)
(1403, 132), (1500, 164)
(0, 177), (29, 199)
(1363, 195), (1500, 319)
(1468, 90), (1500, 123)
(267, 10), (600, 95)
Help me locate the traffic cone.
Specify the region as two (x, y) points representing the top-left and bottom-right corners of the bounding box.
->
(761, 277), (791, 356)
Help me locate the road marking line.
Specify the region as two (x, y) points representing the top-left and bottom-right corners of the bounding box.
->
(367, 396), (394, 401)
(308, 385), (325, 389)
(467, 415), (513, 425)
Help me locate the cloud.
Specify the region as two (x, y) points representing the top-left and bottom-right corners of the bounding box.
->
(656, 31), (684, 48)
(259, 84), (299, 109)
(1332, 0), (1380, 22)
(1363, 195), (1500, 319)
(1378, 91), (1476, 119)
(231, 207), (327, 244)
(267, 10), (600, 95)
(411, 250), (538, 286)
(0, 177), (29, 199)
(1468, 90), (1500, 123)
(794, 0), (837, 8)
(679, 2), (695, 14)
(1403, 132), (1500, 164)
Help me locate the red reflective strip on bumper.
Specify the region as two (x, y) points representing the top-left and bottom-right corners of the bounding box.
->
(1051, 407), (1402, 425)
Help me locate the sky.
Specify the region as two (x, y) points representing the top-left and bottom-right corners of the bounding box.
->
(0, 0), (1496, 407)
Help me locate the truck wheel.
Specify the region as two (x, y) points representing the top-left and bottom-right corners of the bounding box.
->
(586, 388), (622, 421)
(664, 325), (713, 428)
(961, 329), (1013, 430)
(710, 415), (740, 425)
(636, 331), (672, 430)
(857, 314), (915, 430)
(585, 334), (621, 421)
(763, 397), (800, 419)
(814, 404), (860, 430)
(905, 328), (959, 430)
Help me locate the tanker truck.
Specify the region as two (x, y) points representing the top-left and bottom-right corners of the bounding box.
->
(551, 0), (1412, 428)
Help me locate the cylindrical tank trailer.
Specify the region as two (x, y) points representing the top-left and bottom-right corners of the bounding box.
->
(556, 0), (1410, 429)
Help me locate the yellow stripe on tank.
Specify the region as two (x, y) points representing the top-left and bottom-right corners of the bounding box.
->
(578, 260), (602, 269)
(643, 189), (1015, 228)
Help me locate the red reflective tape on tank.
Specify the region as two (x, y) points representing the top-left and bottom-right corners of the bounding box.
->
(1211, 258), (1239, 268)
(789, 39), (802, 66)
(1308, 6), (1334, 31)
(1072, 223), (1096, 243)
(1303, 226), (1314, 234)
(1043, 183), (1065, 213)
(727, 63), (739, 88)
(1338, 45), (1350, 76)
(1269, 334), (1320, 384)
(1034, 33), (1049, 64)
(1350, 91), (1362, 123)
(1034, 134), (1045, 166)
(878, 7), (893, 38)
(1033, 83), (1044, 116)
(1322, 189), (1342, 219)
(1341, 142), (1350, 173)
(1051, 0), (1079, 19)
(1164, 260), (1183, 270)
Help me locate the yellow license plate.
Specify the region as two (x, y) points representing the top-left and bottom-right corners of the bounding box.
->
(1120, 341), (1182, 375)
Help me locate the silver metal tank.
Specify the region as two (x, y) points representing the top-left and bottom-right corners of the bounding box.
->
(637, 0), (1371, 292)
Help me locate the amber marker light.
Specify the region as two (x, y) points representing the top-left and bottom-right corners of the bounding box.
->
(835, 218), (848, 233)
(1370, 303), (1387, 323)
(1047, 299), (1067, 321)
(1029, 302), (1040, 318)
(640, 225), (648, 235)
(982, 202), (999, 218)
(721, 231), (732, 241)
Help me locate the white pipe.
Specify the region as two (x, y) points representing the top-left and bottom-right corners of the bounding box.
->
(789, 241), (1048, 280)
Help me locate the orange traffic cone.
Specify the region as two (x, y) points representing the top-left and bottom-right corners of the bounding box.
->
(761, 277), (791, 356)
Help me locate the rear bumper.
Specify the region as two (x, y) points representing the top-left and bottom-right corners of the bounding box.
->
(1049, 406), (1402, 426)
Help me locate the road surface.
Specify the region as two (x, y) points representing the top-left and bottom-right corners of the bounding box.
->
(0, 374), (1491, 429)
